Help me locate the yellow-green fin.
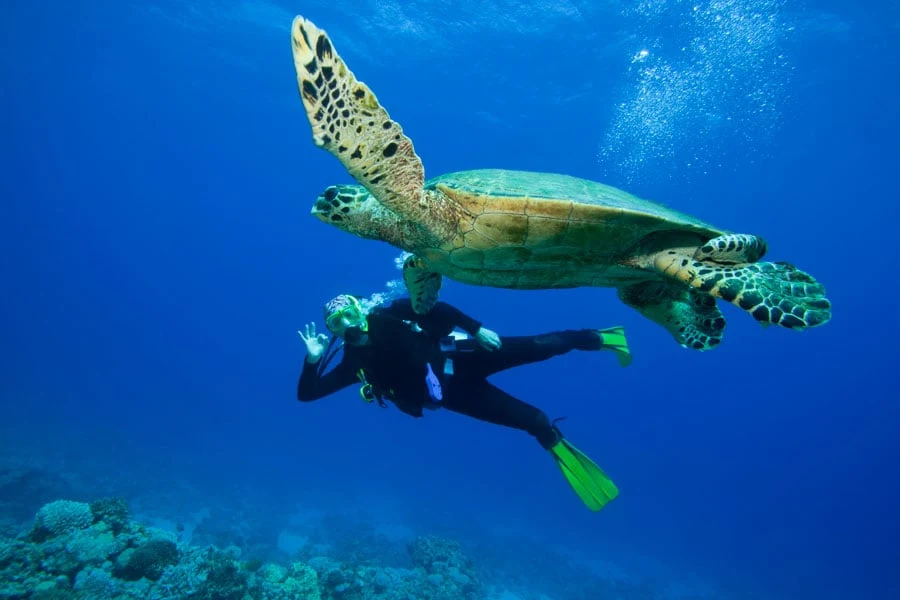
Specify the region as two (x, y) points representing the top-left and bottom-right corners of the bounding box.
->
(597, 326), (633, 367)
(550, 439), (619, 511)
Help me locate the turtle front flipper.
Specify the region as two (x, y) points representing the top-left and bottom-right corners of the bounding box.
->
(402, 255), (443, 314)
(291, 16), (425, 219)
(653, 234), (832, 330)
(693, 233), (767, 264)
(618, 282), (726, 351)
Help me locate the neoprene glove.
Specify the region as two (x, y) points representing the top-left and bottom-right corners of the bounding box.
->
(475, 326), (502, 351)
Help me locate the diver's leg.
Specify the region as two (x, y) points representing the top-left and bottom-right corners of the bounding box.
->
(442, 381), (560, 448)
(455, 330), (600, 379)
(442, 380), (619, 511)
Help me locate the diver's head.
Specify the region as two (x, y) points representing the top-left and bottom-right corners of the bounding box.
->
(323, 294), (369, 345)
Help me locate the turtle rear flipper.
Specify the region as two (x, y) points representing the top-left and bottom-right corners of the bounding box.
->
(618, 282), (726, 351)
(653, 251), (832, 330)
(291, 16), (425, 218)
(403, 255), (443, 314)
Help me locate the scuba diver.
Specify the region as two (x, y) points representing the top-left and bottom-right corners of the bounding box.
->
(296, 294), (632, 511)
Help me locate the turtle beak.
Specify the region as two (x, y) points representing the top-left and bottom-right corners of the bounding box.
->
(311, 185), (343, 223)
(311, 195), (333, 222)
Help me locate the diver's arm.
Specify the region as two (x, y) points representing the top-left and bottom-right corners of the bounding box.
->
(428, 301), (482, 335)
(419, 301), (501, 350)
(296, 358), (357, 401)
(383, 298), (482, 335)
(378, 297), (419, 320)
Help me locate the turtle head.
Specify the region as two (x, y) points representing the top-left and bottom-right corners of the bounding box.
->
(312, 184), (381, 236)
(311, 184), (410, 247)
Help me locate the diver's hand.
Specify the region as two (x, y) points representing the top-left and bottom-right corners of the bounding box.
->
(298, 322), (329, 363)
(475, 326), (502, 351)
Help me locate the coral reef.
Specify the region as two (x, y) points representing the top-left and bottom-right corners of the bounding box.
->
(90, 497), (129, 535)
(0, 466), (74, 538)
(0, 498), (484, 600)
(32, 500), (93, 540)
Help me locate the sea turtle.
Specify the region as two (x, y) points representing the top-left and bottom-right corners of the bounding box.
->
(289, 15), (831, 350)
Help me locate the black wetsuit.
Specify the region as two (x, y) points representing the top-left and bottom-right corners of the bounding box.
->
(297, 299), (601, 449)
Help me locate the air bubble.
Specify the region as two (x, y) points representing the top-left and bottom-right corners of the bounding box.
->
(599, 0), (791, 186)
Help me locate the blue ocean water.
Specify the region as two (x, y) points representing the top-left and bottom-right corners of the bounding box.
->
(1, 1), (898, 599)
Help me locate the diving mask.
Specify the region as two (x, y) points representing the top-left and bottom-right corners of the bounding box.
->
(324, 295), (368, 334)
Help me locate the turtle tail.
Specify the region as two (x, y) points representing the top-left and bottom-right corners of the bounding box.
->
(654, 254), (832, 330)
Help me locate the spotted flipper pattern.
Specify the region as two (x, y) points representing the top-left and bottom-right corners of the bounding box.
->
(403, 255), (443, 314)
(653, 252), (832, 329)
(694, 234), (767, 264)
(291, 16), (425, 219)
(618, 282), (726, 351)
